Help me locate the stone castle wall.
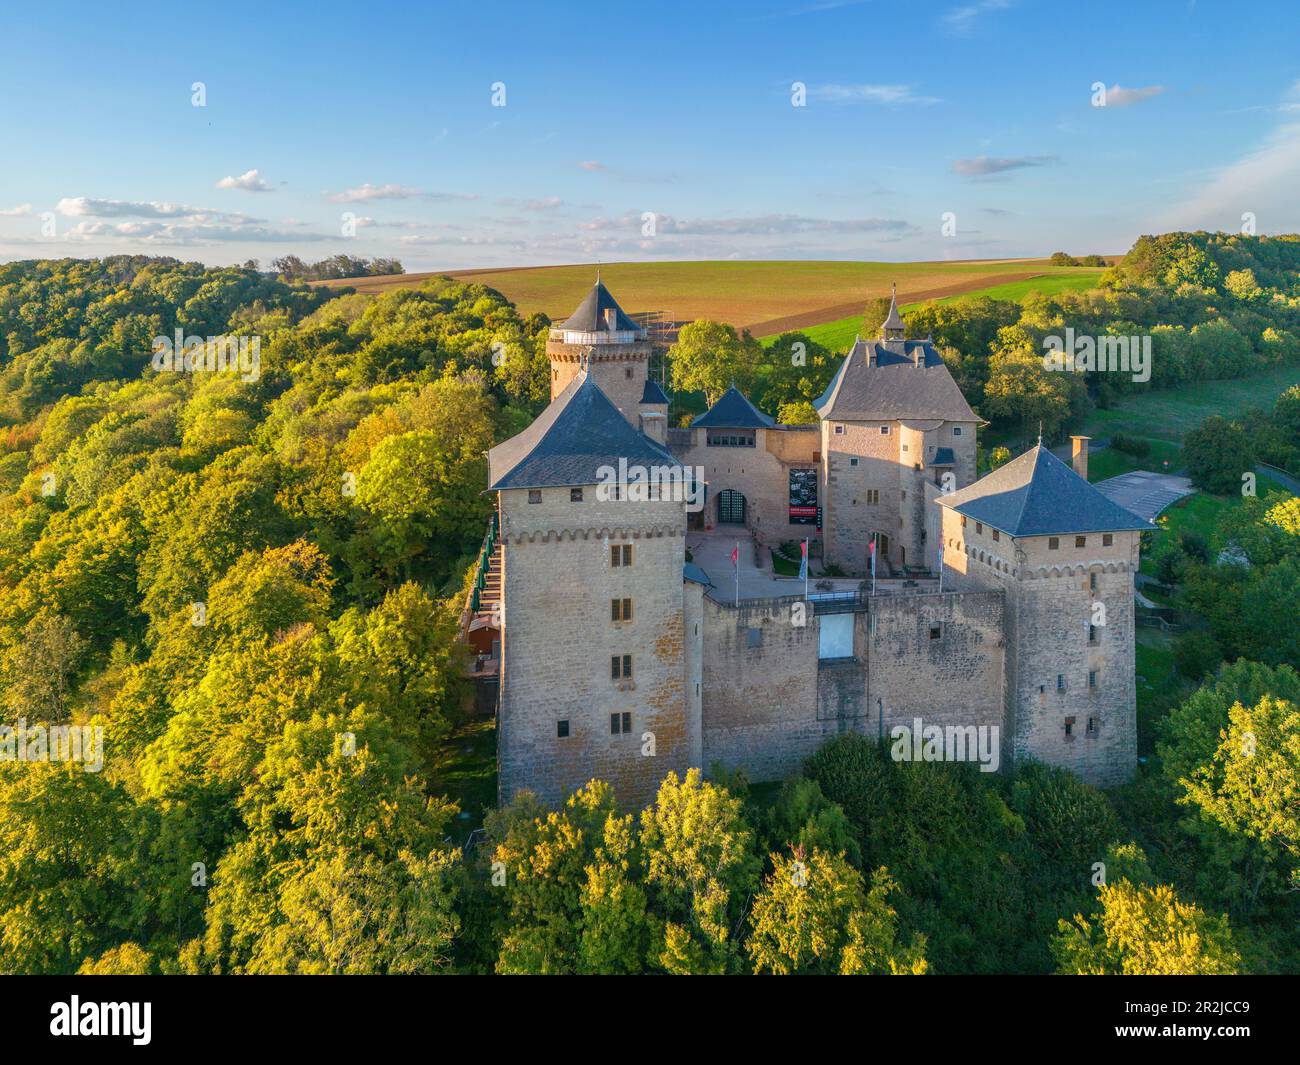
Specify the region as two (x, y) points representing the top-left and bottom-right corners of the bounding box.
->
(939, 507), (1139, 786)
(497, 486), (691, 808)
(698, 588), (1008, 782)
(547, 338), (653, 423)
(671, 426), (818, 540)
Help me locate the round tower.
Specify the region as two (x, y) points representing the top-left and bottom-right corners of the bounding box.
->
(547, 277), (653, 424)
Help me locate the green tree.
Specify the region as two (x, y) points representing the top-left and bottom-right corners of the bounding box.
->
(667, 320), (755, 406)
(1183, 416), (1254, 495)
(748, 848), (926, 975)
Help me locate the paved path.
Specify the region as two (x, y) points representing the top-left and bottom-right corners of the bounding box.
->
(1258, 464), (1300, 494)
(1092, 470), (1194, 522)
(687, 532), (860, 602)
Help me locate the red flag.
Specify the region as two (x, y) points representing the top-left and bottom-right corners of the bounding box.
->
(730, 544), (739, 567)
(800, 541), (808, 559)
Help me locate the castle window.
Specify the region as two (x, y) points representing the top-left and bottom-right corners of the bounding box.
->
(611, 711), (632, 735)
(880, 425), (890, 435)
(865, 489), (880, 505)
(1103, 534), (1113, 547)
(528, 490), (542, 504)
(975, 522), (983, 535)
(1048, 537), (1059, 550)
(612, 597), (633, 622)
(1089, 572), (1098, 593)
(1088, 624), (1099, 645)
(611, 654), (632, 680)
(835, 425), (845, 435)
(707, 431), (755, 448)
(953, 426), (962, 436)
(1089, 669), (1098, 689)
(557, 720), (570, 738)
(1075, 535), (1087, 548)
(929, 623), (942, 640)
(992, 529), (1000, 542)
(960, 515), (966, 527)
(571, 487), (584, 502)
(1064, 716), (1075, 737)
(625, 368), (633, 379)
(611, 544), (633, 567)
(1087, 716), (1099, 735)
(850, 457), (859, 467)
(1057, 674), (1066, 691)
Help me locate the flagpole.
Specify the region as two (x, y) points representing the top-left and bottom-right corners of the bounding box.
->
(735, 541), (740, 607)
(871, 533), (877, 597)
(938, 545), (944, 594)
(803, 537), (809, 599)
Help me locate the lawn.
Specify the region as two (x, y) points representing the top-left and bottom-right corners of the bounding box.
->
(1080, 363), (1300, 443)
(1084, 438), (1183, 482)
(1138, 472), (1293, 576)
(432, 716), (497, 842)
(760, 269), (1104, 349)
(315, 258), (1098, 335)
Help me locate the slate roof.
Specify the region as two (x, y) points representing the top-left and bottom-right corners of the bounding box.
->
(932, 447), (955, 466)
(937, 445), (1155, 537)
(882, 287), (904, 333)
(815, 339), (978, 423)
(683, 562), (712, 587)
(641, 378), (669, 405)
(489, 372), (680, 490)
(691, 385), (775, 429)
(560, 280), (641, 333)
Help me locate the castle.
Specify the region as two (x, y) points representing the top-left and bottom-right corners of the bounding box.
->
(479, 279), (1149, 807)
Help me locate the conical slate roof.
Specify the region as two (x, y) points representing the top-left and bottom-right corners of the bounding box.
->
(488, 372), (679, 490)
(641, 378), (669, 404)
(691, 385), (775, 429)
(881, 284), (904, 333)
(937, 445), (1154, 537)
(560, 280), (640, 333)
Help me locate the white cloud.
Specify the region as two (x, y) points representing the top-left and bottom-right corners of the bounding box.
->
(941, 0), (1011, 34)
(327, 183), (476, 203)
(577, 161), (607, 172)
(1161, 119), (1300, 231)
(215, 168), (274, 191)
(952, 154), (1057, 176)
(1101, 84), (1164, 108)
(0, 204), (32, 216)
(808, 83), (942, 106)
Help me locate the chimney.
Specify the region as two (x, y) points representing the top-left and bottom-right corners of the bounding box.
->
(1071, 435), (1090, 480)
(913, 344), (922, 368)
(603, 307), (618, 331)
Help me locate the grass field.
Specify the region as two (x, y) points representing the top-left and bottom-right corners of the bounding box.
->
(1080, 363), (1300, 443)
(313, 258), (1104, 335)
(771, 269), (1106, 350)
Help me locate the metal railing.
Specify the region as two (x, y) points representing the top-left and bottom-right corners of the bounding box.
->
(468, 512), (499, 615)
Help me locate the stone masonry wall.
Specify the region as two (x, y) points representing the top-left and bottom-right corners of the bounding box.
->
(672, 426), (818, 541)
(699, 588), (1008, 783)
(497, 485), (690, 808)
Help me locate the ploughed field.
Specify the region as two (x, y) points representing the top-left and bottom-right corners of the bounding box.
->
(311, 259), (1108, 335)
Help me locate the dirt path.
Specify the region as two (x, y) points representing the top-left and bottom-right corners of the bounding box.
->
(744, 271), (1045, 336)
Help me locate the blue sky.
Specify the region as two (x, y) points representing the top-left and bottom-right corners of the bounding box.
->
(1, 0), (1298, 269)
